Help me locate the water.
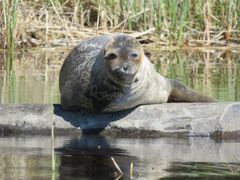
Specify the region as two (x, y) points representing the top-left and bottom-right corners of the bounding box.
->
(0, 135), (240, 179)
(0, 48), (240, 103)
(0, 48), (240, 179)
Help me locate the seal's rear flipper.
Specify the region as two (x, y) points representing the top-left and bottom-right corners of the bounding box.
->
(167, 79), (216, 103)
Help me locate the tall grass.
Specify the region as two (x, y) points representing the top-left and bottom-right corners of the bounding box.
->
(0, 0), (18, 50)
(0, 0), (239, 48)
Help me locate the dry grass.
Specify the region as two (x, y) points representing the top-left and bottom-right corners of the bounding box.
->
(0, 0), (240, 49)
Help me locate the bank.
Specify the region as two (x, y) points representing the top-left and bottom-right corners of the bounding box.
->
(0, 103), (240, 139)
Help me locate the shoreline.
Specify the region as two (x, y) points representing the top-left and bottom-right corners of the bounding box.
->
(0, 103), (240, 139)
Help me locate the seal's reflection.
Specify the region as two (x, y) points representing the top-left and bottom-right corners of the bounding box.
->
(56, 135), (138, 179)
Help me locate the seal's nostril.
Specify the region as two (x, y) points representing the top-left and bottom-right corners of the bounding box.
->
(123, 63), (128, 72)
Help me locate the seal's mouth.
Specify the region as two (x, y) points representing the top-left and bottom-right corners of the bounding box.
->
(112, 68), (135, 81)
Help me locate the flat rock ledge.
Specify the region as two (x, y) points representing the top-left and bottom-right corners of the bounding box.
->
(0, 103), (240, 139)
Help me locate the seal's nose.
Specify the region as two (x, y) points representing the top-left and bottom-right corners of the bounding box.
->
(113, 64), (131, 78)
(122, 63), (129, 72)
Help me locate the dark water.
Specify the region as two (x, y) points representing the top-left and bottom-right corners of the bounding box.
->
(0, 135), (240, 179)
(0, 48), (240, 179)
(0, 48), (240, 103)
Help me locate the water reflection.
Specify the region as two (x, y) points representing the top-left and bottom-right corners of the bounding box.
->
(163, 162), (240, 179)
(0, 136), (59, 180)
(0, 48), (239, 103)
(56, 135), (137, 179)
(153, 49), (240, 101)
(56, 136), (240, 179)
(0, 49), (66, 103)
(0, 135), (240, 179)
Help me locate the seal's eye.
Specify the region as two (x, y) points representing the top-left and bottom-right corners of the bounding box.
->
(131, 52), (138, 59)
(105, 53), (117, 61)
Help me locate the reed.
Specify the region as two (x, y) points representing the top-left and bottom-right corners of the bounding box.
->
(0, 0), (239, 48)
(51, 114), (56, 176)
(143, 0), (147, 31)
(156, 1), (162, 35)
(177, 0), (189, 45)
(0, 0), (18, 49)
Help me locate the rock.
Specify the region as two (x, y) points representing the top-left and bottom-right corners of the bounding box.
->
(0, 103), (240, 139)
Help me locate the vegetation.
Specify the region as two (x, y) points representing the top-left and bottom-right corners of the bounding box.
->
(0, 0), (240, 48)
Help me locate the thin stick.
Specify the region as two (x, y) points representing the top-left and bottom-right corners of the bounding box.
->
(48, 0), (75, 42)
(131, 27), (155, 38)
(111, 8), (149, 32)
(51, 114), (55, 172)
(130, 162), (133, 179)
(111, 157), (123, 176)
(45, 9), (48, 47)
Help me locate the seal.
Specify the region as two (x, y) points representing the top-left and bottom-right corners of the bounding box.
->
(59, 34), (215, 112)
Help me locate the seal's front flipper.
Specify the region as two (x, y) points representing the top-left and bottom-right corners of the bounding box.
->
(167, 79), (216, 103)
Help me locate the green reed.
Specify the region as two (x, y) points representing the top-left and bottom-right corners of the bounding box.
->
(149, 0), (154, 28)
(51, 114), (56, 175)
(143, 0), (147, 31)
(170, 0), (178, 32)
(156, 1), (162, 35)
(0, 0), (18, 50)
(177, 0), (189, 45)
(103, 0), (238, 44)
(2, 1), (18, 98)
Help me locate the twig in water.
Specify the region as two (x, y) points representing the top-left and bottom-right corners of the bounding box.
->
(51, 121), (55, 171)
(130, 162), (133, 179)
(111, 157), (123, 179)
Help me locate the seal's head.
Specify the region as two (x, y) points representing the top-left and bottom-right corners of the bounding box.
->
(104, 35), (143, 82)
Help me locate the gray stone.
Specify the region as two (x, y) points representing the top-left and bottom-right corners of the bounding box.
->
(0, 103), (240, 138)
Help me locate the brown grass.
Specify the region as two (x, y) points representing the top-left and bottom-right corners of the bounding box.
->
(0, 0), (239, 49)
